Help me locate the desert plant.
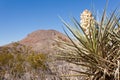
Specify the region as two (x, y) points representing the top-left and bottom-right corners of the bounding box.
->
(0, 43), (28, 79)
(26, 52), (50, 80)
(0, 42), (50, 80)
(58, 4), (120, 80)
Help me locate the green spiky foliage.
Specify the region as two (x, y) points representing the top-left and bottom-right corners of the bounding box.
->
(0, 42), (49, 80)
(58, 6), (120, 80)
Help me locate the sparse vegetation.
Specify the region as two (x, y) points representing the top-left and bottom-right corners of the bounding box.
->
(0, 42), (50, 80)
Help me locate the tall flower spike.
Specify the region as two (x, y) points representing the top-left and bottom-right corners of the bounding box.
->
(80, 9), (95, 36)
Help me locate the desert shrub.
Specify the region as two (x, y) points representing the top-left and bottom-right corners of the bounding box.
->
(0, 42), (49, 80)
(27, 53), (47, 70)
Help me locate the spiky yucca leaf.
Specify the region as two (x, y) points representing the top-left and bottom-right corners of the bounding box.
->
(58, 7), (120, 80)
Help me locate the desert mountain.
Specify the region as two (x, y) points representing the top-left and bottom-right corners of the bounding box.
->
(20, 29), (70, 53)
(19, 30), (84, 80)
(0, 29), (84, 80)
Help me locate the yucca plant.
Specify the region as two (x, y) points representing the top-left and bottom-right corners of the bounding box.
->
(58, 4), (120, 80)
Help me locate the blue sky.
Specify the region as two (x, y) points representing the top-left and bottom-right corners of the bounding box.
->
(0, 0), (119, 46)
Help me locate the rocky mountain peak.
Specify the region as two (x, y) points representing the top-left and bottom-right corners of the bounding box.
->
(20, 29), (70, 53)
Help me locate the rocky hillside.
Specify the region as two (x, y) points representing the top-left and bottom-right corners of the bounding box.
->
(20, 30), (70, 53)
(1, 29), (85, 80)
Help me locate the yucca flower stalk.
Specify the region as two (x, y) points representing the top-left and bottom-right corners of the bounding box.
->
(58, 5), (120, 80)
(80, 9), (96, 36)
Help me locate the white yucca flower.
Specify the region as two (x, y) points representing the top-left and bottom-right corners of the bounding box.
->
(80, 9), (95, 35)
